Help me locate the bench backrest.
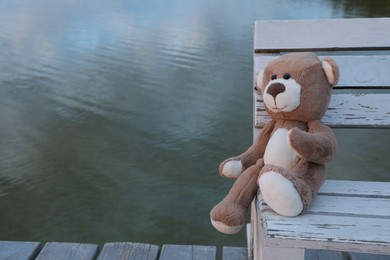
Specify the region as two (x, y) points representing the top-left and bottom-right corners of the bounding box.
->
(254, 18), (390, 131)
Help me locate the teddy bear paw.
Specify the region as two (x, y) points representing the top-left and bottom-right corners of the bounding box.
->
(221, 160), (243, 179)
(210, 219), (243, 235)
(210, 200), (246, 234)
(258, 171), (303, 216)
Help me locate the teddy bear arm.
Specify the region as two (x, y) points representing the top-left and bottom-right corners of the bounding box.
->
(308, 120), (337, 164)
(219, 120), (275, 178)
(289, 121), (337, 164)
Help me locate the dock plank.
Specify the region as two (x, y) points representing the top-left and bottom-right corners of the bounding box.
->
(159, 244), (216, 260)
(222, 246), (247, 260)
(35, 242), (98, 260)
(97, 242), (159, 260)
(348, 252), (390, 260)
(0, 241), (41, 260)
(305, 249), (344, 260)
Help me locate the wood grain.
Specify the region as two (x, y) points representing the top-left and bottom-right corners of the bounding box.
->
(159, 244), (217, 260)
(0, 241), (41, 260)
(255, 93), (390, 128)
(319, 180), (390, 197)
(255, 180), (390, 255)
(35, 242), (98, 260)
(98, 242), (159, 260)
(222, 246), (248, 260)
(261, 211), (390, 254)
(254, 55), (390, 88)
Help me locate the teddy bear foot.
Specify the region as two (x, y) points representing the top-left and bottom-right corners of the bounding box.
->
(210, 219), (243, 235)
(220, 160), (243, 179)
(258, 170), (303, 216)
(210, 201), (246, 234)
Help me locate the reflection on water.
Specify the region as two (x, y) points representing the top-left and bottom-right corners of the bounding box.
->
(331, 0), (390, 17)
(0, 0), (389, 247)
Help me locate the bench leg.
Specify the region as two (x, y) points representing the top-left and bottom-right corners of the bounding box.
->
(251, 201), (304, 260)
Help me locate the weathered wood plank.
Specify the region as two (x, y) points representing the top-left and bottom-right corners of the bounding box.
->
(254, 18), (390, 52)
(252, 202), (306, 260)
(159, 244), (216, 260)
(255, 181), (390, 255)
(308, 195), (389, 217)
(305, 249), (344, 260)
(255, 93), (390, 128)
(348, 252), (390, 260)
(0, 241), (41, 260)
(35, 242), (98, 260)
(260, 208), (390, 254)
(246, 223), (253, 260)
(254, 55), (390, 88)
(253, 172), (390, 257)
(222, 246), (247, 260)
(319, 180), (390, 197)
(97, 242), (159, 260)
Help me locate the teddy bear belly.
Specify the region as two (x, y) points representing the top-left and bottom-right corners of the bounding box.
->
(264, 128), (298, 169)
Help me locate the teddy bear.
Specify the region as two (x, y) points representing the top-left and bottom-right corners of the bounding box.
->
(210, 52), (339, 234)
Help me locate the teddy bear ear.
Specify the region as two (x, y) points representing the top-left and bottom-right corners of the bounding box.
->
(321, 57), (339, 86)
(255, 70), (264, 91)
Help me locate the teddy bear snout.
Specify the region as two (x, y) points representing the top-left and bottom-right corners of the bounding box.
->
(267, 82), (286, 98)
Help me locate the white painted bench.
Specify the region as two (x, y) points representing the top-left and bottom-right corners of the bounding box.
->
(249, 18), (390, 260)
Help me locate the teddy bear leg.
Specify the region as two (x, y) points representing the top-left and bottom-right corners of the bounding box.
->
(258, 169), (303, 216)
(210, 159), (264, 234)
(258, 164), (326, 217)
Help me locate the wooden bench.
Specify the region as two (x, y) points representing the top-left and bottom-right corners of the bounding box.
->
(249, 18), (390, 260)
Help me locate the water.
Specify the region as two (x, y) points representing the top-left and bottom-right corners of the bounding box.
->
(0, 0), (389, 248)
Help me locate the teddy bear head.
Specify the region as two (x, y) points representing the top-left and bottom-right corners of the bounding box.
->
(256, 52), (339, 122)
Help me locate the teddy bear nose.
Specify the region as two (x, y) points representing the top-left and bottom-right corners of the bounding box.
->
(267, 83), (286, 98)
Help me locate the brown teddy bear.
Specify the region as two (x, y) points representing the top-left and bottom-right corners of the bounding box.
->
(210, 52), (339, 234)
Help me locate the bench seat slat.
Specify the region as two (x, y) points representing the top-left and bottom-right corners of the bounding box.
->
(255, 93), (390, 128)
(259, 194), (390, 218)
(260, 209), (390, 254)
(319, 180), (390, 197)
(307, 195), (390, 217)
(262, 209), (390, 244)
(254, 18), (390, 52)
(255, 180), (390, 255)
(254, 55), (390, 88)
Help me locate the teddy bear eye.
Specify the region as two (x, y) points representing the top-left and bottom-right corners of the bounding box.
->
(271, 74), (277, 80)
(283, 73), (291, 80)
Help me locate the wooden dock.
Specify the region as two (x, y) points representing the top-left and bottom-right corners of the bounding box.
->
(0, 241), (247, 260)
(1, 240), (389, 259)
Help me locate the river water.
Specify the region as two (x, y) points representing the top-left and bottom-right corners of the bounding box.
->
(0, 0), (389, 249)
